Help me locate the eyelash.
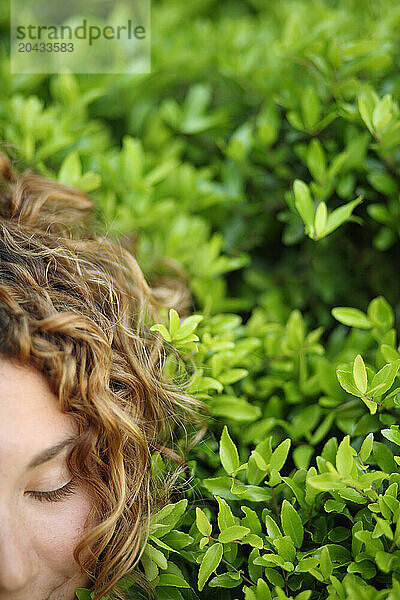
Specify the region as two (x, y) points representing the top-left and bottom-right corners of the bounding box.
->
(27, 479), (77, 503)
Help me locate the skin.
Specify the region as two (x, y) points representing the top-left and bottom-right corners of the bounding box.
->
(0, 358), (96, 600)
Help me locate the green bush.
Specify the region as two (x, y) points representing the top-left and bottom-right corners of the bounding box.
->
(2, 0), (400, 598)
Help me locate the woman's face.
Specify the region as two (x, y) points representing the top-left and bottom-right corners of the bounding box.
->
(0, 358), (94, 600)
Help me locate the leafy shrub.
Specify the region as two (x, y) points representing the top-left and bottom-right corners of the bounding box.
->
(1, 0), (400, 598)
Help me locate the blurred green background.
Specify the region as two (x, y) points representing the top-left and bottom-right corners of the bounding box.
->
(1, 0), (399, 332)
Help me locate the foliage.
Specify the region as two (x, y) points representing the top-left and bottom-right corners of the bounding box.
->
(1, 0), (400, 598)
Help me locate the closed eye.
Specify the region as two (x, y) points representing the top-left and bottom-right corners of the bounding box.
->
(26, 478), (77, 503)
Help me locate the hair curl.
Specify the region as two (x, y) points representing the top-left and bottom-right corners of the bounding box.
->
(0, 148), (205, 600)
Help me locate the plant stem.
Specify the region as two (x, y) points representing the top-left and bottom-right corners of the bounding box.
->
(221, 558), (256, 588)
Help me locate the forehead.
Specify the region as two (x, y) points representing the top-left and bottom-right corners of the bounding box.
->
(0, 358), (75, 439)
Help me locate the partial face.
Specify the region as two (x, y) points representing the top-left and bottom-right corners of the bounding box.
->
(0, 359), (95, 600)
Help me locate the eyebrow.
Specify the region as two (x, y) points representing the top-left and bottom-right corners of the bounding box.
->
(27, 436), (78, 471)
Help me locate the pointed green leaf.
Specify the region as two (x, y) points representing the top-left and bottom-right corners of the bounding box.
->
(323, 197), (363, 237)
(218, 525), (251, 543)
(336, 435), (355, 477)
(169, 309), (180, 337)
(372, 94), (393, 130)
(150, 324), (172, 342)
(359, 433), (374, 462)
(307, 473), (346, 490)
(336, 370), (361, 397)
(368, 361), (400, 397)
(380, 345), (400, 362)
(158, 574), (190, 588)
(280, 500), (304, 548)
(196, 508), (212, 537)
(198, 543), (223, 591)
(353, 354), (368, 394)
(220, 426), (239, 475)
(293, 179), (314, 232)
(382, 426), (400, 446)
(367, 296), (394, 330)
(144, 544), (168, 569)
(58, 150), (82, 183)
(153, 499), (188, 531)
(332, 307), (371, 329)
(358, 91), (377, 134)
(173, 315), (203, 340)
(307, 139), (326, 183)
(269, 438), (291, 472)
(320, 546), (333, 578)
(265, 515), (282, 539)
(314, 201), (328, 237)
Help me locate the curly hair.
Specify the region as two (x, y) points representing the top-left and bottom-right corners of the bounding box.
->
(0, 148), (204, 600)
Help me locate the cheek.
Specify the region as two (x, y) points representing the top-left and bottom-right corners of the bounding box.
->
(32, 489), (94, 577)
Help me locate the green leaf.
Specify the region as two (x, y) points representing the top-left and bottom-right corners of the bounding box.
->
(252, 450), (268, 470)
(286, 309), (305, 349)
(272, 536), (296, 562)
(230, 480), (272, 502)
(218, 525), (251, 543)
(380, 345), (400, 363)
(216, 496), (237, 531)
(269, 438), (291, 472)
(220, 426), (240, 475)
(218, 368), (249, 385)
(323, 197), (363, 237)
(143, 544), (168, 570)
(368, 361), (400, 397)
(374, 516), (394, 540)
(241, 506), (262, 534)
(336, 435), (355, 477)
(198, 543), (223, 591)
(163, 531), (193, 550)
(307, 473), (346, 490)
(331, 307), (371, 329)
(152, 499), (188, 533)
(301, 86), (321, 130)
(150, 324), (172, 342)
(169, 309), (180, 337)
(314, 201), (328, 237)
(359, 433), (374, 462)
(75, 589), (93, 600)
(254, 578), (272, 600)
(173, 315), (203, 341)
(381, 426), (400, 446)
(367, 296), (394, 329)
(358, 89), (378, 134)
(336, 370), (361, 397)
(203, 476), (237, 501)
(307, 139), (326, 183)
(265, 515), (282, 538)
(320, 546), (333, 578)
(196, 508), (212, 537)
(58, 150), (82, 183)
(372, 94), (393, 130)
(353, 354), (368, 394)
(148, 535), (177, 554)
(141, 553), (159, 582)
(242, 533), (264, 548)
(122, 136), (143, 184)
(210, 396), (261, 423)
(280, 499), (304, 548)
(293, 179), (314, 233)
(158, 574), (190, 588)
(209, 571), (242, 588)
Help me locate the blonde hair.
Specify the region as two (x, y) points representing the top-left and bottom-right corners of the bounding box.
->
(0, 149), (204, 600)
